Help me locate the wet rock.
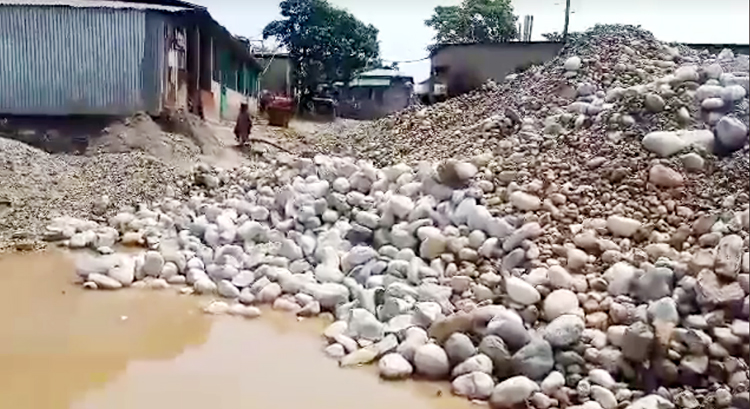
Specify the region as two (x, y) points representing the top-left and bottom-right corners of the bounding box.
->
(414, 343), (451, 379)
(378, 353), (413, 380)
(88, 273), (122, 290)
(490, 376), (540, 409)
(452, 372), (494, 400)
(452, 354), (494, 378)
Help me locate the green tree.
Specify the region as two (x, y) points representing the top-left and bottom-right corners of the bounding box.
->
(263, 0), (380, 102)
(425, 0), (518, 50)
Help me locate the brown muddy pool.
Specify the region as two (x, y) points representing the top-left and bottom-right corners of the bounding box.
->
(0, 251), (474, 409)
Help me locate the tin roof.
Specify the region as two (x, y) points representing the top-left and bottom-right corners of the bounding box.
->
(0, 0), (189, 11)
(349, 78), (392, 87)
(358, 68), (410, 78)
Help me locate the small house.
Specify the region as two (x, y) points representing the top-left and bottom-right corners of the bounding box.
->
(336, 69), (414, 120)
(429, 42), (563, 98)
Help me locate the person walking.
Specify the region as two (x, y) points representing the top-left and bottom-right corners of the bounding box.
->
(233, 102), (252, 146)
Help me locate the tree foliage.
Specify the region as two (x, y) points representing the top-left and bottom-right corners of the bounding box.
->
(263, 0), (380, 98)
(425, 0), (518, 49)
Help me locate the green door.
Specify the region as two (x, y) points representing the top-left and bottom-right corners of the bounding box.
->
(219, 50), (231, 119)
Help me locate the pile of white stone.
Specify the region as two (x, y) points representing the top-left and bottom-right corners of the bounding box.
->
(63, 151), (749, 409)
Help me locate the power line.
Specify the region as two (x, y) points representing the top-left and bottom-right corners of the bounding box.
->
(382, 56), (431, 64)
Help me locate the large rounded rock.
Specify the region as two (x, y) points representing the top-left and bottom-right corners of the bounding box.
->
(452, 354), (493, 378)
(378, 353), (413, 380)
(414, 343), (451, 379)
(505, 276), (541, 305)
(564, 56), (582, 71)
(649, 164), (684, 188)
(715, 116), (748, 152)
(452, 372), (494, 400)
(543, 289), (579, 320)
(141, 251), (165, 277)
(444, 332), (476, 365)
(88, 273), (123, 290)
(490, 376), (540, 409)
(511, 338), (554, 380)
(543, 314), (585, 347)
(479, 335), (513, 379)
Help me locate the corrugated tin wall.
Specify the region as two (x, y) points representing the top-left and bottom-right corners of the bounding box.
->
(0, 5), (166, 116)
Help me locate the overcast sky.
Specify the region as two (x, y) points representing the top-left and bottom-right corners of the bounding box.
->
(190, 0), (750, 82)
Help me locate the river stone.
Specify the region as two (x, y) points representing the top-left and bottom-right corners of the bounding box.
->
(506, 276), (541, 305)
(716, 116), (748, 152)
(378, 353), (413, 380)
(642, 131), (687, 157)
(257, 282), (282, 303)
(621, 322), (654, 363)
(591, 385), (618, 409)
(544, 314), (585, 348)
(478, 335), (514, 379)
(509, 191), (541, 211)
(490, 376), (540, 409)
(108, 256), (135, 286)
(452, 354), (493, 378)
(347, 308), (385, 341)
(649, 164), (684, 188)
(607, 215), (641, 237)
(414, 343), (451, 379)
(217, 280), (240, 298)
(194, 277), (217, 294)
(564, 56), (582, 71)
(452, 372), (494, 400)
(142, 251), (165, 277)
(544, 289), (579, 320)
(511, 338), (554, 380)
(88, 273), (123, 290)
(715, 234), (743, 279)
(445, 332), (477, 365)
(625, 395), (675, 409)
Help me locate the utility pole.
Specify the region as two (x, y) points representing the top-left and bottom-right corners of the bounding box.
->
(562, 0), (571, 43)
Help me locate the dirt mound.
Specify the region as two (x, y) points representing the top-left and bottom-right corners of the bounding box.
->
(0, 136), (188, 250)
(87, 112), (205, 167)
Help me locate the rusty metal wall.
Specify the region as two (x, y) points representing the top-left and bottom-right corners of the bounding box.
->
(0, 5), (167, 116)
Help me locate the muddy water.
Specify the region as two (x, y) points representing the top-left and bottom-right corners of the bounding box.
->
(0, 252), (473, 409)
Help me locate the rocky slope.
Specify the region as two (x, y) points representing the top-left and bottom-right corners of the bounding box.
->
(42, 24), (750, 409)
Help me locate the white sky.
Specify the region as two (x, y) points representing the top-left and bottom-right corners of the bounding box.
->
(190, 0), (750, 82)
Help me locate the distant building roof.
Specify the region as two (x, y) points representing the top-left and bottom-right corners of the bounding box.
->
(349, 78), (393, 87)
(429, 41), (562, 57)
(358, 68), (412, 79)
(0, 0), (189, 10)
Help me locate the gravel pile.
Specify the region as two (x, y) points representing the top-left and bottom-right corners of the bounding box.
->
(32, 24), (749, 409)
(0, 137), (188, 250)
(62, 142), (749, 409)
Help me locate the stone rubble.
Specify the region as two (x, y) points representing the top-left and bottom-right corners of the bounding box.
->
(44, 23), (750, 409)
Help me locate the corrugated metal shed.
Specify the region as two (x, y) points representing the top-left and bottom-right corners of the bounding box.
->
(0, 0), (188, 11)
(0, 4), (168, 115)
